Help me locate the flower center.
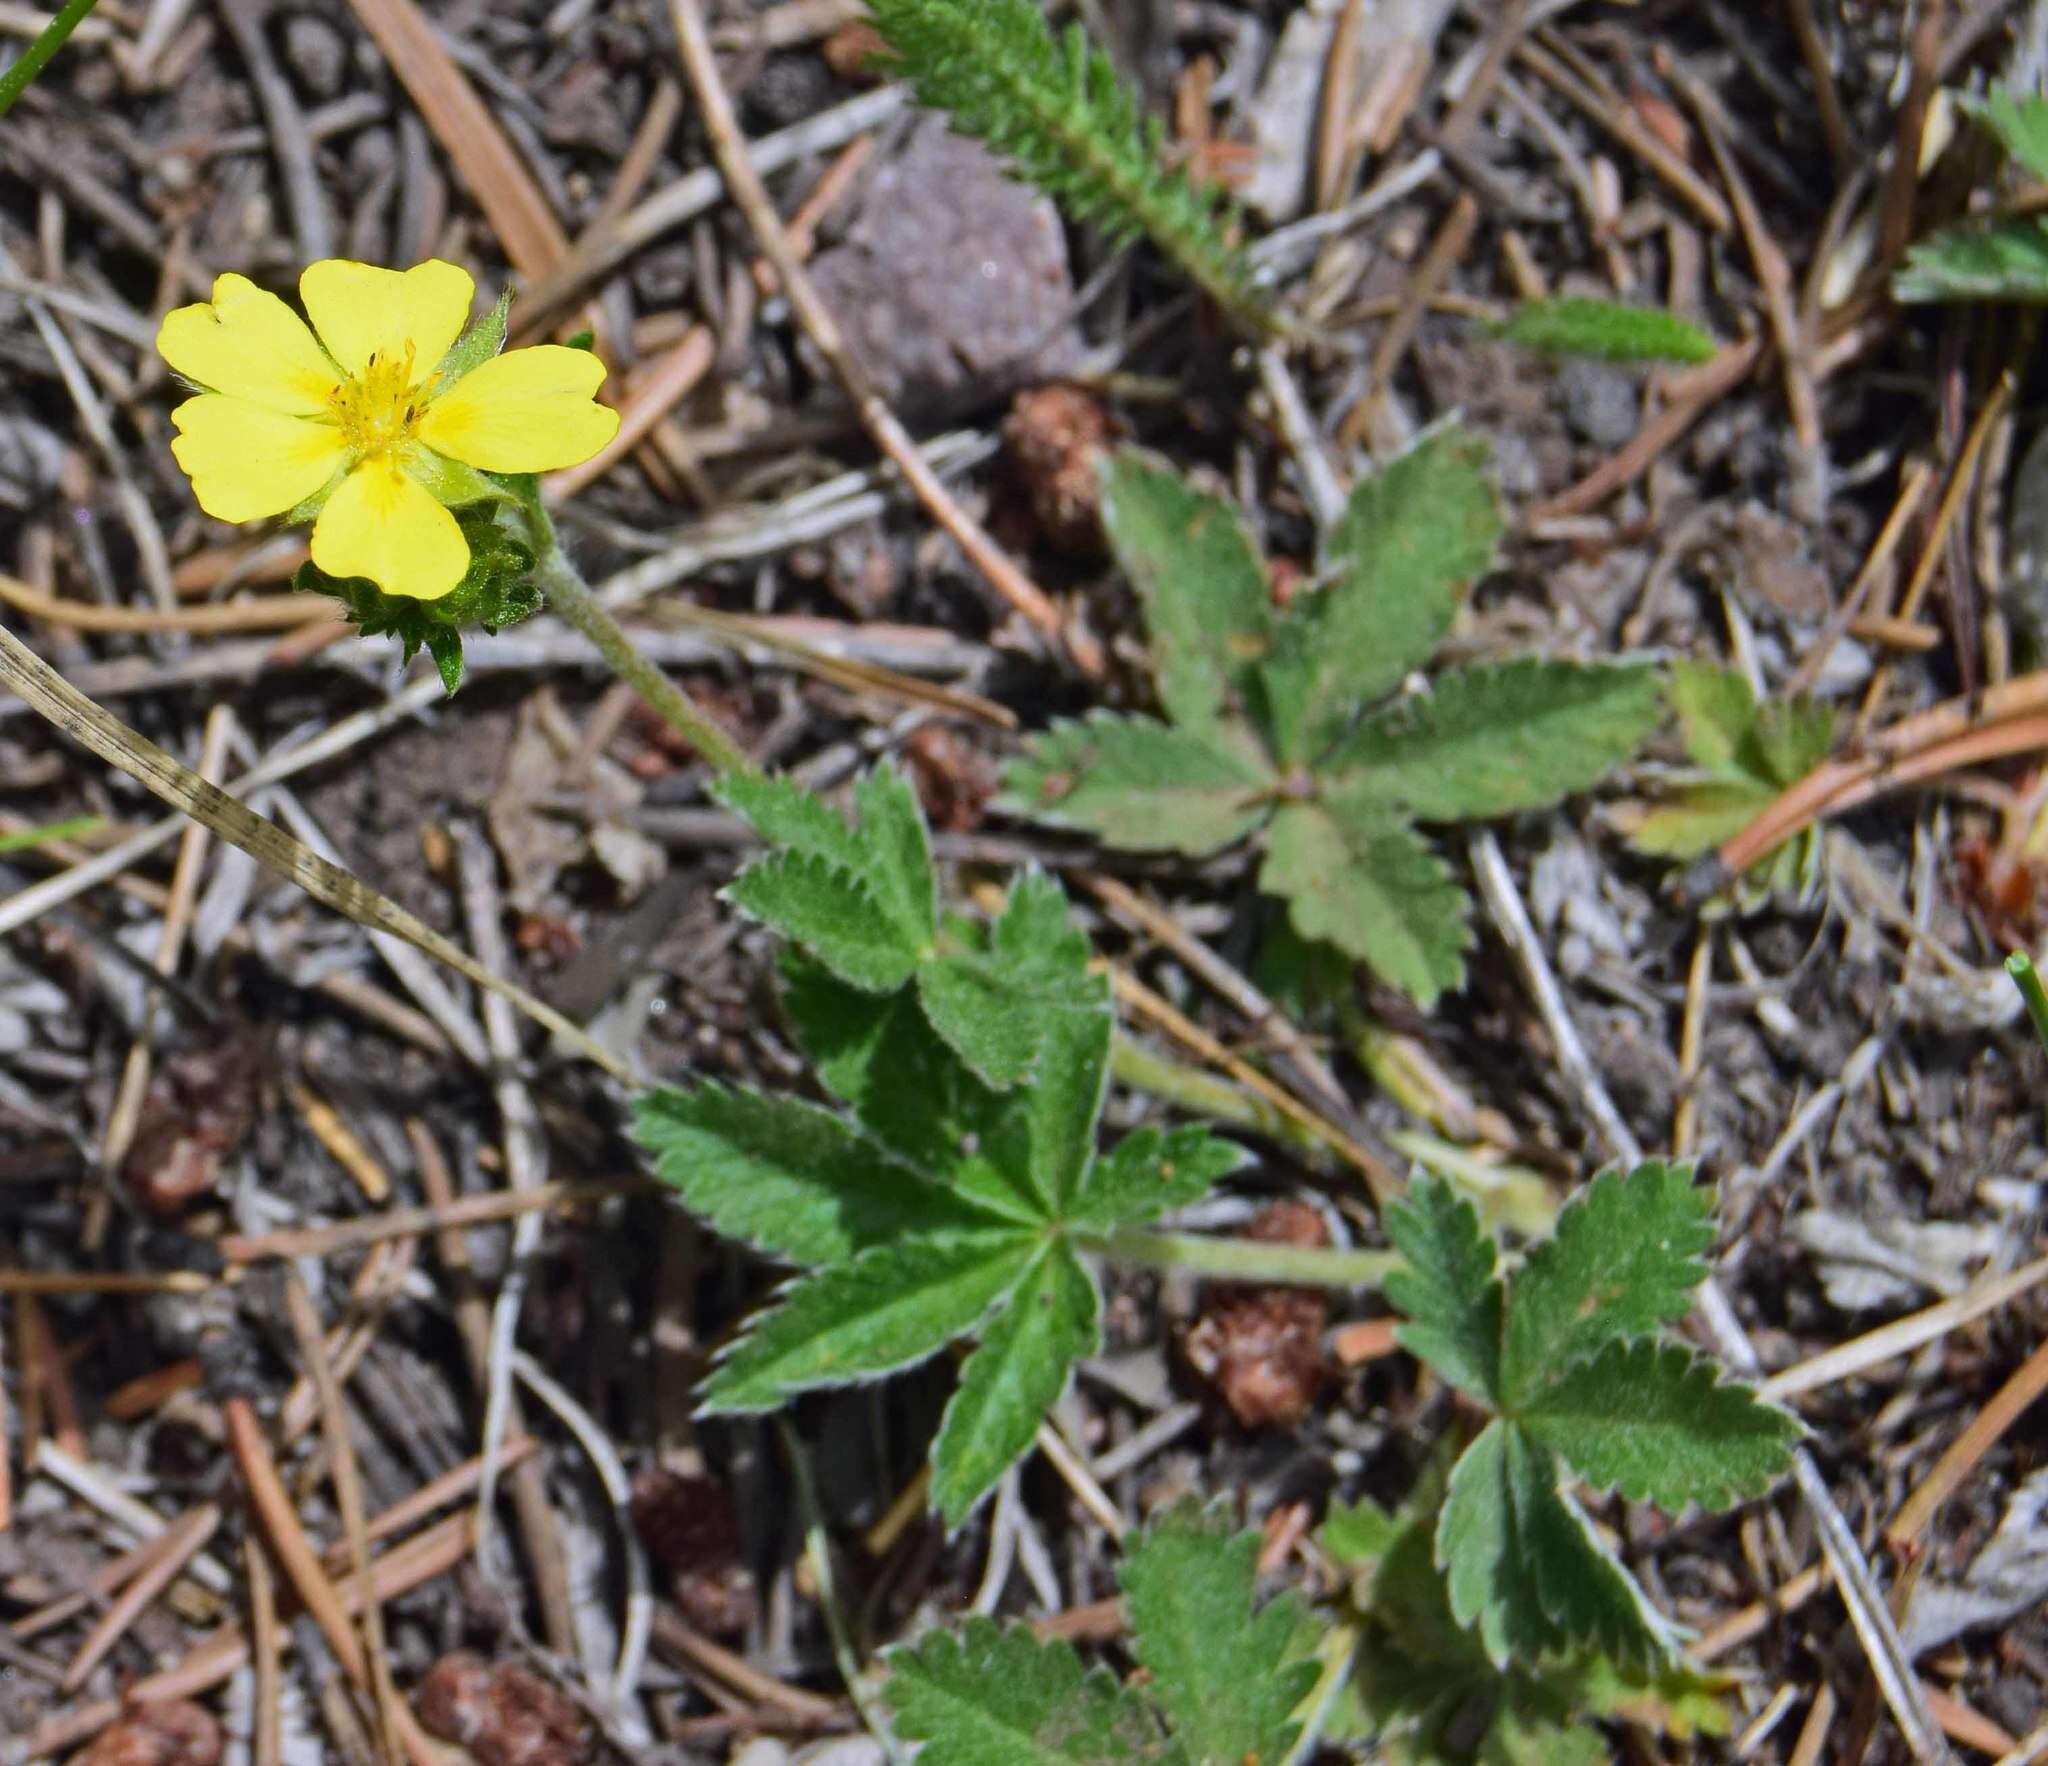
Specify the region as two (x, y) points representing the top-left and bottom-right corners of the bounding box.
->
(328, 344), (423, 460)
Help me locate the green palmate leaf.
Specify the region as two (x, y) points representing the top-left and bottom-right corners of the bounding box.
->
(863, 0), (1271, 336)
(699, 1230), (1036, 1412)
(780, 955), (1101, 1227)
(1479, 1708), (1611, 1766)
(1896, 217), (2048, 301)
(1509, 1432), (1686, 1667)
(1499, 1162), (1715, 1408)
(718, 768), (871, 873)
(1627, 665), (1831, 883)
(716, 763), (937, 992)
(725, 853), (920, 991)
(1664, 662), (1832, 786)
(1331, 660), (1660, 823)
(1319, 1494), (1405, 1568)
(1517, 1339), (1800, 1511)
(1100, 451), (1277, 740)
(1262, 799), (1471, 1006)
(917, 955), (1048, 1090)
(1437, 1420), (1565, 1667)
(1122, 1502), (1318, 1765)
(1439, 1423), (1677, 1669)
(1569, 1656), (1735, 1743)
(1002, 714), (1273, 856)
(855, 763), (940, 945)
(885, 1617), (1175, 1765)
(1662, 660), (1759, 774)
(1626, 782), (1775, 859)
(1498, 298), (1716, 365)
(931, 1241), (1099, 1525)
(633, 1083), (1014, 1264)
(1068, 1124), (1250, 1232)
(1748, 691), (1835, 785)
(989, 862), (1091, 972)
(1383, 1174), (1505, 1405)
(980, 958), (1113, 1215)
(1958, 87), (2048, 181)
(918, 869), (1105, 1087)
(1267, 427), (1501, 764)
(781, 962), (1006, 1177)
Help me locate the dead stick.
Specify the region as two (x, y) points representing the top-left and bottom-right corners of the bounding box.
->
(664, 0), (1096, 675)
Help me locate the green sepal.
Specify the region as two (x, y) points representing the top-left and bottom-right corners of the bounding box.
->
(433, 285), (513, 387)
(403, 446), (516, 510)
(294, 502), (541, 695)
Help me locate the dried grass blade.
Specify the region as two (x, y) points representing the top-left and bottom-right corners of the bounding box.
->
(0, 621), (636, 1083)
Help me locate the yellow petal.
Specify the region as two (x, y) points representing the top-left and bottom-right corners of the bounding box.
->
(300, 259), (475, 385)
(310, 458), (470, 601)
(168, 395), (349, 523)
(418, 344), (619, 472)
(156, 273), (341, 415)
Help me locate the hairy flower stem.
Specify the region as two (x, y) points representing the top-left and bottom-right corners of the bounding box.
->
(1095, 1228), (1402, 1292)
(0, 0), (98, 119)
(529, 545), (757, 782)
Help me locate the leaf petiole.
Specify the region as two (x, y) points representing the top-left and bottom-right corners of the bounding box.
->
(1093, 1226), (1402, 1291)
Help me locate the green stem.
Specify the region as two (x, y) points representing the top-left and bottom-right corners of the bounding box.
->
(529, 547), (757, 782)
(1093, 1227), (1402, 1291)
(0, 0), (97, 119)
(2010, 951), (2048, 1053)
(1109, 1038), (1319, 1152)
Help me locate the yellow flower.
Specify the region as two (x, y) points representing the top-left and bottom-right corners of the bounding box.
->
(157, 259), (619, 601)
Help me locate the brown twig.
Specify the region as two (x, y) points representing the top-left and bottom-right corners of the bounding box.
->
(1875, 1), (1945, 270)
(1343, 190), (1479, 447)
(1885, 1333), (2048, 1553)
(282, 1273), (406, 1764)
(1783, 458), (1934, 699)
(1517, 34), (1732, 232)
(224, 1396), (444, 1766)
(1781, 0), (1853, 179)
(665, 0), (1097, 674)
(221, 1175), (642, 1264)
(1527, 338), (1762, 524)
(19, 1511), (477, 1758)
(0, 570), (323, 633)
(60, 1503), (221, 1691)
(1856, 372), (2014, 735)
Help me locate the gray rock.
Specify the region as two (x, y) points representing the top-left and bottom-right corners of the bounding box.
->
(807, 116), (1084, 417)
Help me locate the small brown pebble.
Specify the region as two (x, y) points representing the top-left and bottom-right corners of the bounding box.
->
(512, 911), (582, 966)
(821, 22), (889, 83)
(417, 1652), (590, 1766)
(631, 1467), (760, 1637)
(1003, 384), (1117, 553)
(1182, 1200), (1329, 1429)
(121, 1033), (265, 1217)
(69, 1700), (222, 1766)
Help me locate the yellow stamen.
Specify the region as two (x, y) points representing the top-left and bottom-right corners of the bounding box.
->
(326, 343), (422, 460)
